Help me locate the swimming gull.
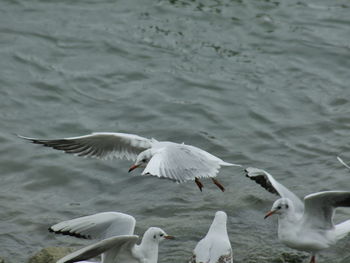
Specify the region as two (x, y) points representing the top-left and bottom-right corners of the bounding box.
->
(246, 167), (350, 263)
(18, 132), (240, 191)
(190, 211), (232, 263)
(49, 211), (174, 263)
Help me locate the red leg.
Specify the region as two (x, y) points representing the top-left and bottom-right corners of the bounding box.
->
(310, 254), (316, 263)
(212, 178), (225, 192)
(195, 177), (204, 192)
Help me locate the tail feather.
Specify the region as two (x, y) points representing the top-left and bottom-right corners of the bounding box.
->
(220, 161), (241, 167)
(335, 219), (350, 240)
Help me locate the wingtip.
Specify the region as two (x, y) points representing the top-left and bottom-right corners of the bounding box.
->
(16, 134), (34, 141)
(48, 227), (90, 239)
(244, 167), (255, 177)
(16, 134), (26, 139)
(337, 156), (350, 170)
(244, 167), (266, 177)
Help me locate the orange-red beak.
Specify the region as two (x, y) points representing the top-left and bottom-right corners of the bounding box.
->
(128, 164), (140, 172)
(264, 210), (277, 219)
(164, 235), (175, 240)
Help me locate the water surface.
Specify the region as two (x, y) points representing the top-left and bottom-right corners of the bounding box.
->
(1, 0), (350, 262)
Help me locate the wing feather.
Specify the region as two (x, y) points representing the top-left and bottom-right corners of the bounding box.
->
(245, 167), (304, 215)
(57, 235), (138, 263)
(18, 132), (153, 161)
(49, 212), (136, 240)
(303, 191), (350, 229)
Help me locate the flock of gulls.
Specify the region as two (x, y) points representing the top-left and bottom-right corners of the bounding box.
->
(18, 132), (350, 263)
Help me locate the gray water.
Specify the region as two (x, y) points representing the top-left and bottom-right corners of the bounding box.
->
(1, 0), (350, 262)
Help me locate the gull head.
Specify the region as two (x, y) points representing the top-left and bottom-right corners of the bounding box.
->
(128, 149), (153, 172)
(214, 211), (227, 224)
(208, 211), (228, 233)
(143, 227), (175, 243)
(265, 198), (292, 219)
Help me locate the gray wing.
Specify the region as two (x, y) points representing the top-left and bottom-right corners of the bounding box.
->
(57, 235), (139, 263)
(245, 167), (304, 214)
(302, 191), (350, 229)
(49, 212), (136, 240)
(18, 132), (154, 161)
(142, 144), (222, 183)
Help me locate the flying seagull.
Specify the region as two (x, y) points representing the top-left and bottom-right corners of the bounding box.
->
(49, 211), (174, 263)
(18, 132), (240, 191)
(246, 167), (350, 263)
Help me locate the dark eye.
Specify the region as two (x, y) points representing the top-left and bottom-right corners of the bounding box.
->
(160, 233), (164, 237)
(286, 204), (289, 209)
(277, 206), (281, 209)
(142, 158), (147, 162)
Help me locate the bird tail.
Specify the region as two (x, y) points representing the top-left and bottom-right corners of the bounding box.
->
(335, 219), (350, 240)
(220, 161), (241, 167)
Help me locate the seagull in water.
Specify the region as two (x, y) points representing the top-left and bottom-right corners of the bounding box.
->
(245, 167), (350, 263)
(49, 211), (174, 263)
(190, 211), (232, 263)
(18, 132), (240, 191)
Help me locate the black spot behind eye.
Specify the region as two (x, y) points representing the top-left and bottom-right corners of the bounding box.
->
(286, 204), (289, 209)
(153, 235), (156, 239)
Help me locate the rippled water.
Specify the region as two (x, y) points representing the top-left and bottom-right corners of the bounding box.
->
(1, 0), (350, 262)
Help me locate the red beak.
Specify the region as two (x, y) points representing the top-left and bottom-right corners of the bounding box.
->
(264, 210), (277, 219)
(164, 235), (175, 240)
(128, 164), (140, 172)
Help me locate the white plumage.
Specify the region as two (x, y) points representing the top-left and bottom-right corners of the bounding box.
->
(18, 132), (240, 191)
(49, 212), (174, 263)
(246, 167), (350, 263)
(190, 211), (232, 263)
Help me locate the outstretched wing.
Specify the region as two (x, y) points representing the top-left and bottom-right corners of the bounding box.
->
(57, 235), (139, 263)
(49, 212), (136, 240)
(18, 132), (154, 161)
(142, 144), (224, 183)
(302, 191), (350, 229)
(245, 167), (304, 214)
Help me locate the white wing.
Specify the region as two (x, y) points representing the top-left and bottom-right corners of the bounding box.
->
(337, 156), (350, 170)
(18, 132), (154, 161)
(245, 167), (304, 215)
(49, 212), (136, 240)
(142, 144), (224, 183)
(302, 191), (350, 229)
(57, 235), (139, 263)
